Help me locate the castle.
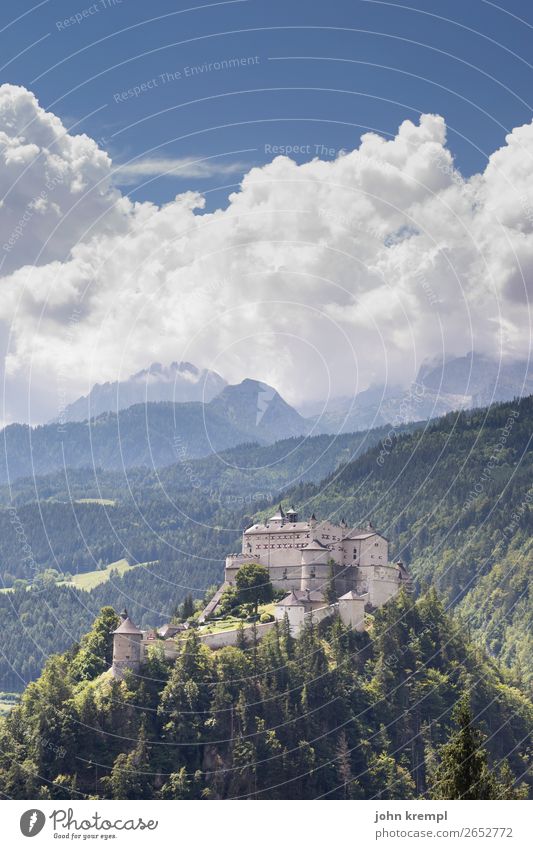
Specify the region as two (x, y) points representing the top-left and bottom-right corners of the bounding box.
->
(225, 504), (410, 607)
(110, 506), (411, 678)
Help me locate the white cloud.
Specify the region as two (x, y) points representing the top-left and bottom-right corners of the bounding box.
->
(113, 154), (251, 185)
(0, 84), (129, 277)
(0, 87), (531, 422)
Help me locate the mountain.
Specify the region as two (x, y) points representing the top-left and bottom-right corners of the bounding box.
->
(307, 353), (533, 434)
(418, 352), (533, 406)
(57, 361), (227, 422)
(0, 380), (307, 484)
(208, 378), (308, 442)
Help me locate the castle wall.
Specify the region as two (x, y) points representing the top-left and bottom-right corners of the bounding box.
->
(359, 535), (388, 567)
(269, 564), (304, 591)
(300, 560), (330, 592)
(226, 514), (399, 613)
(333, 564), (358, 597)
(112, 632), (143, 665)
(338, 597), (366, 632)
(357, 564), (400, 608)
(162, 621), (276, 656)
(243, 520), (347, 567)
(342, 540), (361, 565)
(305, 604), (336, 627)
(274, 602), (305, 635)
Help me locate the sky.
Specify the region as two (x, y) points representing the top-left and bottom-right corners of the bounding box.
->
(1, 0), (533, 423)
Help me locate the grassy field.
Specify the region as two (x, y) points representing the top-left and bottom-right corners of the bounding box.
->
(0, 692), (19, 716)
(0, 558), (153, 594)
(59, 558), (141, 590)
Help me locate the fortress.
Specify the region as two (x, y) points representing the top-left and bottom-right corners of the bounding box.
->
(110, 505), (411, 678)
(225, 504), (410, 607)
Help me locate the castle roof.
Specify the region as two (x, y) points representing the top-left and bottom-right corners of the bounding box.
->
(276, 590), (303, 606)
(244, 520), (311, 535)
(158, 623), (187, 638)
(342, 531), (376, 541)
(339, 590), (365, 600)
(303, 538), (329, 551)
(276, 590), (325, 607)
(296, 590), (325, 603)
(113, 611), (142, 635)
(268, 504), (286, 521)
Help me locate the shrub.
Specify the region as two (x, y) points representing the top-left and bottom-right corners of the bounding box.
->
(259, 612), (274, 623)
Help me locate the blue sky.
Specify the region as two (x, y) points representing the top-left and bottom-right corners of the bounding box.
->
(4, 0), (533, 207)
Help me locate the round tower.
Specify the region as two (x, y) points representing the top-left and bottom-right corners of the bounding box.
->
(300, 539), (330, 592)
(112, 609), (143, 679)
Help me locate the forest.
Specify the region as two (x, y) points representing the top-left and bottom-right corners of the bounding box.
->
(0, 591), (530, 800)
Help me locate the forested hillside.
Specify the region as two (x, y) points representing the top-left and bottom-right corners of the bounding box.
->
(0, 423), (417, 582)
(280, 396), (533, 681)
(0, 402), (252, 483)
(0, 396), (531, 692)
(0, 592), (530, 800)
(0, 559), (219, 691)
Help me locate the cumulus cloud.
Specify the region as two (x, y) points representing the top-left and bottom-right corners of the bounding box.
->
(0, 84), (129, 275)
(0, 87), (531, 423)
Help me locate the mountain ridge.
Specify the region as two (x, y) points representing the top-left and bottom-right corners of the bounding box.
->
(1, 379), (309, 484)
(56, 360), (228, 423)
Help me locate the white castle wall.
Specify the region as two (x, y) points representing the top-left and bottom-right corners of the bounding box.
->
(338, 596), (366, 632)
(162, 621), (276, 657)
(359, 535), (388, 567)
(357, 564), (401, 607)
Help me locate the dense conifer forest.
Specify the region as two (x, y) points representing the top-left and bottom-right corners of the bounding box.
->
(0, 592), (530, 800)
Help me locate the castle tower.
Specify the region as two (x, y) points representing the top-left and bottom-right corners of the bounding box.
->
(300, 539), (330, 592)
(268, 504), (286, 527)
(338, 590), (366, 632)
(285, 505), (298, 523)
(111, 609), (143, 679)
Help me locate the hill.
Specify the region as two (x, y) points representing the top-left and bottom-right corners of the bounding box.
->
(0, 557), (220, 691)
(0, 592), (530, 800)
(0, 396), (531, 692)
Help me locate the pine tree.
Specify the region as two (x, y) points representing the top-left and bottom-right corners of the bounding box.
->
(181, 594), (195, 620)
(105, 723), (152, 799)
(430, 695), (501, 800)
(70, 607), (120, 682)
(335, 732), (354, 799)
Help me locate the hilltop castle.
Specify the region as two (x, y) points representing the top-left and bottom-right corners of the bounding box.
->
(225, 504), (410, 607)
(110, 506), (411, 678)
